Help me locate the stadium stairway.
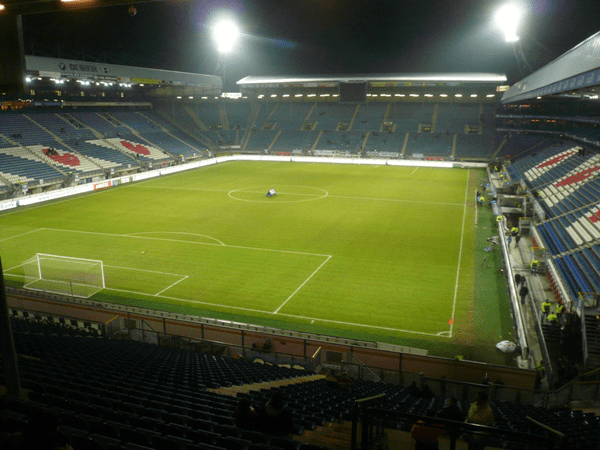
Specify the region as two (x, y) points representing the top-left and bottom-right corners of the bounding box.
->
(291, 421), (354, 450)
(211, 374), (357, 450)
(208, 374), (326, 398)
(585, 315), (600, 369)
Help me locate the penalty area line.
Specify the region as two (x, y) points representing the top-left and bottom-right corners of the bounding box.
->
(273, 256), (331, 314)
(154, 276), (189, 296)
(102, 287), (278, 315)
(0, 228), (44, 243)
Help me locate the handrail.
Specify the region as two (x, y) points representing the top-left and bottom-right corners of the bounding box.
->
(528, 289), (554, 386)
(581, 366), (600, 378)
(356, 393), (386, 404)
(347, 351), (382, 382)
(579, 302), (589, 369)
(579, 295), (589, 369)
(363, 407), (555, 450)
(526, 416), (565, 438)
(105, 314), (120, 325)
(311, 346), (321, 360)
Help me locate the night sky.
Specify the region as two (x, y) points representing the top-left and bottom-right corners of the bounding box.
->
(20, 0), (600, 89)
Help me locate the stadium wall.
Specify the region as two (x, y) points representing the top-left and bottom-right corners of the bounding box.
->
(6, 288), (537, 391)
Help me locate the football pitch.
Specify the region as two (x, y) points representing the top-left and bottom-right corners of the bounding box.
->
(0, 161), (496, 354)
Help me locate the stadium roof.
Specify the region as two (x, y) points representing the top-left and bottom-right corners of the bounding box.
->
(24, 55), (222, 97)
(238, 73), (508, 87)
(501, 31), (600, 104)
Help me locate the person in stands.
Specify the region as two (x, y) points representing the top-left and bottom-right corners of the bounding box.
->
(411, 409), (445, 450)
(258, 392), (293, 436)
(541, 300), (552, 323)
(464, 392), (495, 449)
(438, 397), (464, 422)
(233, 398), (259, 430)
(530, 258), (540, 274)
(2, 411), (73, 450)
(465, 391), (494, 426)
(557, 301), (567, 326)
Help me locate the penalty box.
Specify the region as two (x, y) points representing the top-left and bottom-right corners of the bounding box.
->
(2, 228), (331, 308)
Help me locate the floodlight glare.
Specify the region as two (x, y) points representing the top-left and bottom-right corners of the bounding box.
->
(214, 20), (239, 53)
(495, 4), (521, 42)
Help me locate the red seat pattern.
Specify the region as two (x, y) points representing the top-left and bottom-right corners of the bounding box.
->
(536, 151), (575, 169)
(120, 140), (150, 155)
(554, 166), (600, 187)
(43, 148), (81, 167)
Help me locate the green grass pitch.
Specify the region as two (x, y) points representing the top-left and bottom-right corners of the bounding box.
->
(1, 161), (484, 353)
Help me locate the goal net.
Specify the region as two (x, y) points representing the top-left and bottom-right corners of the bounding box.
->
(23, 253), (105, 298)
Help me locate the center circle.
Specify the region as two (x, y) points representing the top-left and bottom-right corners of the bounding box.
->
(228, 185), (329, 203)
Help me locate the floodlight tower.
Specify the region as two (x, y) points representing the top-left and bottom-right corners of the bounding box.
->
(213, 20), (239, 91)
(495, 4), (532, 77)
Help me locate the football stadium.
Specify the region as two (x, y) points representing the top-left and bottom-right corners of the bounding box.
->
(1, 1), (600, 449)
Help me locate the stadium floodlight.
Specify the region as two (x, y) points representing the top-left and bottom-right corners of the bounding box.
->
(213, 20), (239, 54)
(495, 4), (521, 42)
(0, 4), (5, 12)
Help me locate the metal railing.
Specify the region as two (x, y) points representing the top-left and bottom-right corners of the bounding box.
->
(497, 213), (531, 362)
(353, 406), (557, 450)
(346, 351), (383, 383)
(529, 291), (554, 386)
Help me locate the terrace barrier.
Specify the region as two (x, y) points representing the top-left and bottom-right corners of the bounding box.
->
(6, 287), (538, 392)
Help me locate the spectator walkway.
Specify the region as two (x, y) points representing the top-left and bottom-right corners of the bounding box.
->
(507, 231), (578, 389)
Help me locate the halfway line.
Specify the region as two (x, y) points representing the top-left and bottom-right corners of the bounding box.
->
(132, 185), (464, 207)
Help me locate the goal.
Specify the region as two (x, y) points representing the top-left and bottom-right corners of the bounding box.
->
(23, 253), (105, 298)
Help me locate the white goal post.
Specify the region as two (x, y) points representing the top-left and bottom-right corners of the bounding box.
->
(23, 253), (105, 298)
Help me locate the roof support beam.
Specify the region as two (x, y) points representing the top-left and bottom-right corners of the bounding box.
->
(0, 0), (163, 16)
